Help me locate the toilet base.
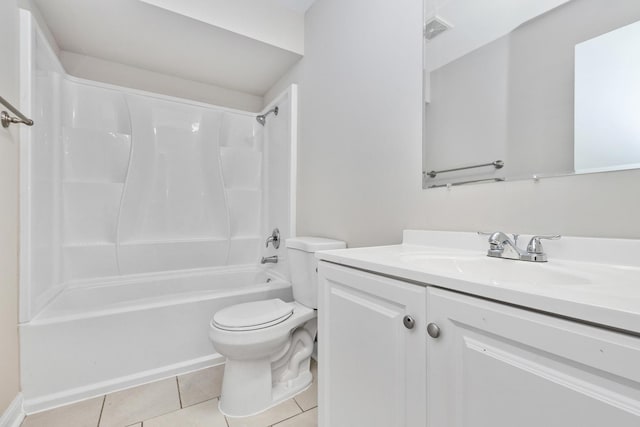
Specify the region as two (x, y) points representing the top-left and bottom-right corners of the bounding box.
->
(218, 356), (313, 418)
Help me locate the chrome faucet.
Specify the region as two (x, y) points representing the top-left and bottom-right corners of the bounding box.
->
(481, 232), (561, 262)
(265, 228), (280, 249)
(487, 232), (524, 260)
(261, 255), (278, 264)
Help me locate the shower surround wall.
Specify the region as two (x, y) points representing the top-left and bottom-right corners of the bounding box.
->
(62, 82), (263, 280)
(19, 11), (297, 412)
(21, 13), (271, 320)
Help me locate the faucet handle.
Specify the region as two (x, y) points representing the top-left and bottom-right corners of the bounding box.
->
(526, 235), (561, 254)
(265, 228), (280, 249)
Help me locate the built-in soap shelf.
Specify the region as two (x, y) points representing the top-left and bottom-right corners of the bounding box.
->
(63, 242), (117, 248)
(117, 239), (232, 274)
(118, 237), (229, 245)
(62, 125), (131, 137)
(228, 235), (262, 241)
(63, 238), (242, 247)
(225, 188), (262, 194)
(224, 186), (263, 191)
(63, 180), (125, 185)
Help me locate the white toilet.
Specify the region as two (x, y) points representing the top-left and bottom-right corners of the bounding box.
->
(209, 236), (346, 417)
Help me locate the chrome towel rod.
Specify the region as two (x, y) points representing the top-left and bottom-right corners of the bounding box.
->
(1, 95), (34, 128)
(428, 177), (505, 189)
(425, 160), (504, 178)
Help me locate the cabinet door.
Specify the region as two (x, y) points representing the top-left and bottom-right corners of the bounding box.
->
(318, 262), (426, 427)
(427, 287), (640, 427)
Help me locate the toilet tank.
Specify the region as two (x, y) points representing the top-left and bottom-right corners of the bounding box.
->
(285, 237), (346, 308)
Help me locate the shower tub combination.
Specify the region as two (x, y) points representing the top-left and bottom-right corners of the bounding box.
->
(18, 10), (298, 413)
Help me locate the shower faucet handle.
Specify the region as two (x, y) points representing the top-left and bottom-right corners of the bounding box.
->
(265, 228), (280, 249)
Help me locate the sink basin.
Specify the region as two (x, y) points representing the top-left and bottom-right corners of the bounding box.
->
(399, 253), (591, 286)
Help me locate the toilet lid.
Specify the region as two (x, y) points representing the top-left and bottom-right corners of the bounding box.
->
(213, 299), (294, 331)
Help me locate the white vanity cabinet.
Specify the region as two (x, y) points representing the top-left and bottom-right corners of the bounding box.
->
(427, 287), (640, 427)
(318, 262), (427, 427)
(317, 231), (640, 426)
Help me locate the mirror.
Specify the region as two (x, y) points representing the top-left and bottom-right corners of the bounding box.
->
(422, 0), (640, 188)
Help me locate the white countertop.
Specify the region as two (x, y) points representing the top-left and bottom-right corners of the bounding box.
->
(317, 230), (640, 334)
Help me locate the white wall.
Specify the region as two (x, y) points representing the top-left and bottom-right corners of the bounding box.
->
(291, 0), (424, 246)
(0, 0), (22, 414)
(274, 0), (640, 248)
(61, 51), (264, 112)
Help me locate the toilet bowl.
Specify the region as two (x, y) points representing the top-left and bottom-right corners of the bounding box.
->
(208, 236), (346, 417)
(209, 299), (317, 417)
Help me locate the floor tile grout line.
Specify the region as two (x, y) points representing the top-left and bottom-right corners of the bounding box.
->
(96, 394), (106, 427)
(269, 409), (306, 427)
(293, 397), (304, 412)
(176, 376), (183, 409)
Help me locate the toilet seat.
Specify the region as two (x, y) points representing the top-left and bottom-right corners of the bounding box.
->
(213, 299), (294, 331)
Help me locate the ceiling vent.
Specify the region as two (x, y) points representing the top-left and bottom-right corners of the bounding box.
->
(424, 16), (452, 40)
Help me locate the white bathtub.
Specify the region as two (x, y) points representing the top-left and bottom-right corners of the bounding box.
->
(20, 265), (292, 413)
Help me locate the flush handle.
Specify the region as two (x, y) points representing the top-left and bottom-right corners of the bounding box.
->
(403, 315), (416, 329)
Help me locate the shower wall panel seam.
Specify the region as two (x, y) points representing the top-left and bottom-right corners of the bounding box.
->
(114, 94), (135, 276)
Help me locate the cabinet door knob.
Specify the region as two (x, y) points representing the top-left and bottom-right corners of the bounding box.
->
(427, 323), (441, 338)
(403, 315), (415, 329)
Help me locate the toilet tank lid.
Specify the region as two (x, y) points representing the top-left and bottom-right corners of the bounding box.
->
(285, 237), (346, 252)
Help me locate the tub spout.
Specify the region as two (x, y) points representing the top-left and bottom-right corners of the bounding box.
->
(261, 255), (278, 264)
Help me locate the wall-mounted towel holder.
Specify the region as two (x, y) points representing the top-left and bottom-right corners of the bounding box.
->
(425, 160), (504, 179)
(427, 177), (505, 189)
(1, 95), (34, 128)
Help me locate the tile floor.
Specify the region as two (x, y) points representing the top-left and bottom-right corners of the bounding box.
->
(21, 360), (318, 427)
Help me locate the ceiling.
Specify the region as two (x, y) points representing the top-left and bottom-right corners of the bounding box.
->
(33, 0), (316, 96)
(269, 0), (316, 14)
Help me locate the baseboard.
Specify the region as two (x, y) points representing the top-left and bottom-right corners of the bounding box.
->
(23, 354), (224, 414)
(0, 394), (25, 427)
